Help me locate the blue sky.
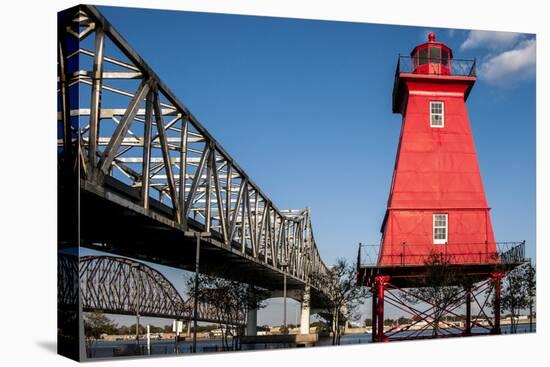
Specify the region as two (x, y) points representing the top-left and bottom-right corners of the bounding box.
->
(89, 5), (536, 323)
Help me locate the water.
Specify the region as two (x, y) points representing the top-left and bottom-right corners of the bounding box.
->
(88, 337), (292, 358)
(87, 323), (536, 359)
(338, 323), (536, 345)
(88, 338), (225, 358)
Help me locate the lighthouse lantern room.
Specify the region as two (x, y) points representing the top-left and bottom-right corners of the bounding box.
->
(411, 31), (452, 75)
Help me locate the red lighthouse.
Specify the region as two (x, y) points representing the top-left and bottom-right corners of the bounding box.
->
(378, 32), (496, 266)
(357, 32), (526, 344)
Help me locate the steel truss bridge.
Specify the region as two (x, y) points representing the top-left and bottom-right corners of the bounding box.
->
(58, 254), (242, 324)
(57, 5), (329, 303)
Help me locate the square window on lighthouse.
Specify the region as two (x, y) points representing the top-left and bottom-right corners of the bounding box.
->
(430, 101), (444, 128)
(433, 213), (448, 244)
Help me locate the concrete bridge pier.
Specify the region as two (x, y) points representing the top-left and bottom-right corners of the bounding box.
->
(300, 285), (311, 334)
(266, 286), (313, 335)
(246, 287), (258, 336)
(246, 308), (257, 336)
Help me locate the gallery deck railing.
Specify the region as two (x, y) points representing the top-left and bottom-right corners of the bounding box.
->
(395, 55), (477, 77)
(391, 55), (477, 112)
(357, 241), (526, 267)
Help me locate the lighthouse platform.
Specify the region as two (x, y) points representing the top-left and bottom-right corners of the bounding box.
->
(356, 241), (526, 288)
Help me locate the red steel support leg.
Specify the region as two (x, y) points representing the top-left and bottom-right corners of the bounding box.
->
(375, 276), (390, 342)
(492, 272), (503, 335)
(371, 285), (377, 343)
(377, 282), (384, 341)
(464, 286), (471, 336)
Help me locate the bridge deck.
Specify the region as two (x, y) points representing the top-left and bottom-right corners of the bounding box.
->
(73, 178), (326, 307)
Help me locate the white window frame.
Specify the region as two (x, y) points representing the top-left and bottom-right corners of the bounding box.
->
(433, 213), (448, 244)
(430, 101), (445, 128)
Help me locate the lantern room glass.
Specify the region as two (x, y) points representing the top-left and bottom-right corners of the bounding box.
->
(411, 42), (452, 75)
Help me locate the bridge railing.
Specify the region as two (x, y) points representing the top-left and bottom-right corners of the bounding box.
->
(357, 241), (527, 267)
(57, 5), (329, 283)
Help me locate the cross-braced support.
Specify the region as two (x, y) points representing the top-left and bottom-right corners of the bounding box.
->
(369, 275), (501, 342)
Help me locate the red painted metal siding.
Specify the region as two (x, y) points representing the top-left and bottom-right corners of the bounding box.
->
(379, 75), (497, 266)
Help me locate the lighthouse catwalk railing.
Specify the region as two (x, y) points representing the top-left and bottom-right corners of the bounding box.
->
(57, 5), (329, 284)
(391, 55), (476, 115)
(358, 241), (526, 267)
(395, 55), (477, 77)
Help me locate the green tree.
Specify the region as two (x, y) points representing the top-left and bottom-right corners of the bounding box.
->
(524, 262), (536, 332)
(501, 267), (526, 333)
(187, 273), (268, 350)
(127, 323), (147, 335)
(148, 325), (164, 333)
(84, 310), (118, 357)
(84, 310), (117, 339)
(311, 320), (328, 333)
(500, 262), (536, 333)
(311, 258), (369, 345)
(258, 325), (270, 332)
(397, 316), (409, 325)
